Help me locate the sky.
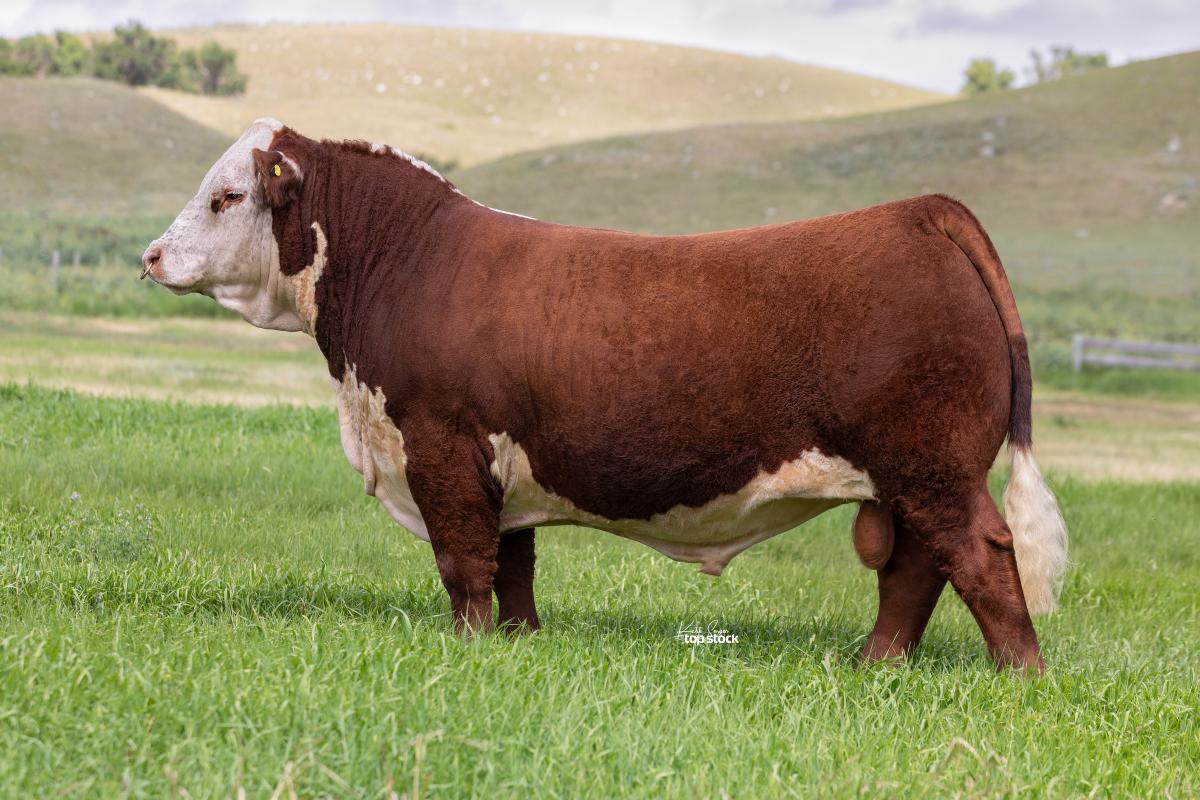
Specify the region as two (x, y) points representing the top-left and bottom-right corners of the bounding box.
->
(2, 0), (1197, 93)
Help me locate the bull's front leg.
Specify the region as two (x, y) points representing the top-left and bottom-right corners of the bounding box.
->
(494, 528), (540, 632)
(402, 420), (503, 635)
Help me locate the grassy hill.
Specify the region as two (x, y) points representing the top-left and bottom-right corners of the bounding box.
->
(456, 50), (1200, 296)
(141, 24), (943, 167)
(0, 77), (230, 215)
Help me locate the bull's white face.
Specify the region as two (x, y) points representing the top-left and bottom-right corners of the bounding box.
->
(142, 117), (304, 332)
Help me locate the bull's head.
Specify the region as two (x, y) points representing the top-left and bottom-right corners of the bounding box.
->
(141, 117), (306, 331)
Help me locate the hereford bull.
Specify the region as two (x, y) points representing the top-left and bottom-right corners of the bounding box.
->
(143, 118), (1068, 670)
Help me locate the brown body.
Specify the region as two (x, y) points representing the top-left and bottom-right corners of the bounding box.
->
(147, 123), (1069, 670)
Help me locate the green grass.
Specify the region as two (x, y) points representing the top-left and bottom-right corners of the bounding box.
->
(1, 385), (1198, 796)
(0, 212), (231, 318)
(0, 312), (329, 406)
(0, 78), (229, 215)
(0, 213), (167, 267)
(1015, 285), (1200, 400)
(457, 50), (1200, 296)
(0, 260), (225, 319)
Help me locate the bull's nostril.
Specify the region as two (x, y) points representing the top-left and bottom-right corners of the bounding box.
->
(140, 246), (163, 280)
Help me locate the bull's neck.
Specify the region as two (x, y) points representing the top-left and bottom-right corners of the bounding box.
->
(293, 150), (476, 382)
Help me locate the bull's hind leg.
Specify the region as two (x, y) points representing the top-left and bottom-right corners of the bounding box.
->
(494, 528), (540, 632)
(904, 487), (1043, 672)
(862, 512), (946, 663)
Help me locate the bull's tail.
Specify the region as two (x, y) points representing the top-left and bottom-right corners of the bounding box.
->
(935, 195), (1068, 614)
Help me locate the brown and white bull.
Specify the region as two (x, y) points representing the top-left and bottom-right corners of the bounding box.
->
(143, 118), (1068, 670)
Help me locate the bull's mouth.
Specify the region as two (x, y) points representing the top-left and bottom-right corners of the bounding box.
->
(142, 269), (200, 295)
(158, 281), (200, 295)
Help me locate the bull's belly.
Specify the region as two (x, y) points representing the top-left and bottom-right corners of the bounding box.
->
(488, 433), (874, 574)
(334, 370), (877, 574)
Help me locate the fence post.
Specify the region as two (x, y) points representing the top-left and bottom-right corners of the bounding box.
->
(1072, 333), (1084, 372)
(50, 249), (60, 295)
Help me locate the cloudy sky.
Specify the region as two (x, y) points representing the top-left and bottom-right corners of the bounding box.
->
(2, 0), (1197, 92)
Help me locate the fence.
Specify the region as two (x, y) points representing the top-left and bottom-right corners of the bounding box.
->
(1072, 334), (1200, 372)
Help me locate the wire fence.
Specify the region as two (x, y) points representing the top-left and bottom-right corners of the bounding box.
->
(1072, 334), (1200, 372)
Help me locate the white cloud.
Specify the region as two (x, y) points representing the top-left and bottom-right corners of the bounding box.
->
(2, 0), (1196, 92)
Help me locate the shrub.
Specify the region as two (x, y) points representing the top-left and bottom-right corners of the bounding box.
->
(11, 34), (56, 77)
(178, 41), (248, 96)
(962, 58), (1015, 96)
(1, 23), (248, 96)
(91, 21), (178, 87)
(52, 32), (90, 76)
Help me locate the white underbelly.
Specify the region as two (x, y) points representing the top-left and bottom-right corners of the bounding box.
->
(332, 371), (877, 574)
(488, 433), (876, 575)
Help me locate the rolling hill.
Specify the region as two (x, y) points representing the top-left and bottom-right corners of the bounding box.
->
(0, 77), (230, 215)
(141, 24), (943, 167)
(456, 50), (1200, 296)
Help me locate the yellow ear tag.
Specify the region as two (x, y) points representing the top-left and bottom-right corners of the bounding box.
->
(272, 164), (282, 177)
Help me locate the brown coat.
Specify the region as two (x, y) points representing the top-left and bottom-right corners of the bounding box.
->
(243, 129), (1066, 670)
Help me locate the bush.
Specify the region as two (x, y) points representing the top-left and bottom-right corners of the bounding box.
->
(1, 23), (248, 96)
(0, 39), (14, 73)
(1029, 46), (1109, 83)
(0, 31), (89, 77)
(14, 34), (57, 77)
(52, 32), (90, 76)
(178, 42), (248, 96)
(91, 21), (178, 87)
(961, 58), (1015, 96)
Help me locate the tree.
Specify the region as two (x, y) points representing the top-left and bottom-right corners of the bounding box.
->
(52, 31), (90, 76)
(13, 34), (57, 77)
(962, 58), (1015, 96)
(0, 32), (90, 77)
(1, 23), (249, 96)
(0, 39), (32, 75)
(179, 41), (248, 96)
(92, 21), (177, 87)
(1029, 46), (1109, 83)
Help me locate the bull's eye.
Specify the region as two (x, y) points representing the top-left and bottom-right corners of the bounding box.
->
(212, 191), (246, 214)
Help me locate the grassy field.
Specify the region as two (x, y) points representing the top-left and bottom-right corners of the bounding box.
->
(457, 50), (1200, 296)
(1, 27), (1196, 796)
(143, 24), (941, 167)
(1, 384), (1197, 797)
(0, 79), (229, 215)
(0, 312), (328, 406)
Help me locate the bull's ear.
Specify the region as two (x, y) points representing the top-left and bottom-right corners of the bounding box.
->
(252, 148), (303, 207)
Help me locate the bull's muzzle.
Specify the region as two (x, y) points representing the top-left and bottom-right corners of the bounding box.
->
(140, 245), (163, 280)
